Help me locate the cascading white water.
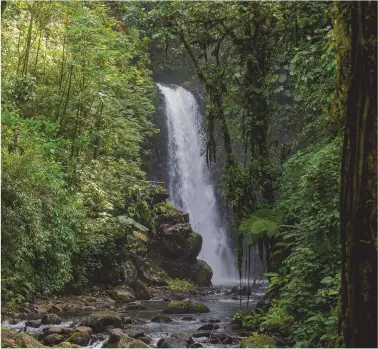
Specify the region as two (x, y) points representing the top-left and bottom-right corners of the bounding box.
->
(157, 83), (237, 284)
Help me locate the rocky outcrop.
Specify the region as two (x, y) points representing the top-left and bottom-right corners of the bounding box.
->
(157, 333), (194, 348)
(155, 211), (213, 286)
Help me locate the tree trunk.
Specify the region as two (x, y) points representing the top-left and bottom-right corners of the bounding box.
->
(339, 2), (377, 348)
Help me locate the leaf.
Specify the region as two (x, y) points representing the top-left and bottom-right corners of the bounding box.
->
(133, 231), (148, 241)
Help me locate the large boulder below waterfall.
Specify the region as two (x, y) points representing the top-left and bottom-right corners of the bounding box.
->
(84, 311), (124, 332)
(163, 301), (210, 314)
(190, 259), (213, 286)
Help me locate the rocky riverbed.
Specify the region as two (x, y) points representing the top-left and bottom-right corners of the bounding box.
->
(2, 283), (269, 348)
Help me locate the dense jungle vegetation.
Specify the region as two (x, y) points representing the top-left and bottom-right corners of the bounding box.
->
(1, 1), (376, 348)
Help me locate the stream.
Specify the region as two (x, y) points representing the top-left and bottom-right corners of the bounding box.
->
(2, 282), (268, 348)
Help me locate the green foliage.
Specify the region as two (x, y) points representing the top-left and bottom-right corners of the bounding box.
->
(1, 1), (156, 308)
(167, 278), (195, 293)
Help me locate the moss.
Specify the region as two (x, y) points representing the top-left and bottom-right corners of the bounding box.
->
(240, 333), (277, 348)
(163, 301), (210, 314)
(1, 329), (45, 348)
(67, 332), (87, 343)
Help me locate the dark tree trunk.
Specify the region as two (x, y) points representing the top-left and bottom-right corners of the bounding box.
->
(339, 2), (377, 348)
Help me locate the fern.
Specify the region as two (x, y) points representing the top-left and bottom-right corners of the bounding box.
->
(239, 209), (283, 245)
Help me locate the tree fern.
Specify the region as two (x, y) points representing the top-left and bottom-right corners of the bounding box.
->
(239, 209), (283, 245)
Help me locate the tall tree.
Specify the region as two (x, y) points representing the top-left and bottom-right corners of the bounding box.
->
(339, 2), (377, 347)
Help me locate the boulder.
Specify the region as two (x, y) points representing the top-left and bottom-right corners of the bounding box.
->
(75, 326), (92, 335)
(1, 328), (45, 348)
(25, 319), (41, 328)
(151, 314), (172, 323)
(157, 333), (193, 348)
(198, 324), (220, 331)
(66, 331), (91, 346)
(125, 302), (147, 310)
(128, 280), (151, 300)
(240, 333), (277, 348)
(103, 328), (149, 348)
(163, 301), (210, 314)
(41, 313), (62, 325)
(38, 326), (74, 341)
(84, 311), (124, 333)
(190, 260), (213, 286)
(127, 331), (144, 339)
(139, 336), (152, 345)
(42, 334), (65, 346)
(109, 286), (135, 303)
(181, 316), (195, 321)
(186, 233), (202, 262)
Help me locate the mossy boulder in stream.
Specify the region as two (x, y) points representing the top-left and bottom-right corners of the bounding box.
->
(163, 301), (210, 314)
(191, 259), (213, 286)
(1, 328), (45, 348)
(240, 333), (277, 348)
(66, 331), (91, 346)
(84, 311), (124, 332)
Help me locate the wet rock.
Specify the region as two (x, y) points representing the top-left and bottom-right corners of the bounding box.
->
(189, 344), (203, 348)
(66, 331), (91, 346)
(200, 318), (221, 323)
(39, 326), (74, 341)
(132, 318), (147, 325)
(75, 326), (92, 335)
(53, 342), (81, 348)
(1, 328), (45, 348)
(108, 286), (135, 303)
(157, 332), (193, 348)
(139, 336), (152, 345)
(104, 328), (149, 348)
(163, 301), (210, 314)
(25, 319), (41, 328)
(124, 316), (132, 324)
(181, 316), (195, 321)
(192, 332), (212, 338)
(42, 333), (65, 346)
(125, 301), (147, 310)
(198, 323), (220, 331)
(127, 331), (144, 339)
(190, 260), (213, 286)
(151, 314), (173, 323)
(84, 311), (124, 332)
(208, 333), (234, 345)
(41, 314), (62, 325)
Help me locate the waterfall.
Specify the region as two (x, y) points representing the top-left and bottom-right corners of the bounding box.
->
(157, 83), (237, 284)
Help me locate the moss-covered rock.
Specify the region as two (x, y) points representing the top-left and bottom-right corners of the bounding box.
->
(191, 260), (213, 286)
(128, 280), (151, 300)
(84, 311), (124, 333)
(240, 333), (277, 348)
(41, 313), (62, 325)
(1, 328), (45, 348)
(42, 334), (65, 346)
(163, 301), (210, 314)
(151, 314), (173, 323)
(109, 285), (135, 303)
(66, 332), (91, 346)
(103, 329), (149, 348)
(187, 233), (203, 262)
